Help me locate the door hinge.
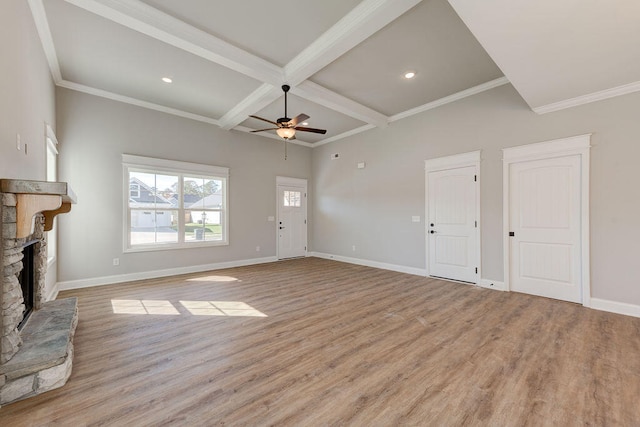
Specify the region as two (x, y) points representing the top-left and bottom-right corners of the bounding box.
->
(475, 220), (477, 228)
(305, 246), (307, 251)
(475, 267), (478, 274)
(304, 219), (307, 224)
(474, 175), (477, 182)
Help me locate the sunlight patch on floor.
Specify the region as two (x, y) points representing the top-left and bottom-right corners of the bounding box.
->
(111, 299), (180, 315)
(180, 300), (267, 317)
(110, 299), (267, 317)
(186, 275), (239, 282)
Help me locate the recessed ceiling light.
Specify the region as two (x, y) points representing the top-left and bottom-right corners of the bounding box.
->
(162, 77), (173, 83)
(404, 71), (416, 79)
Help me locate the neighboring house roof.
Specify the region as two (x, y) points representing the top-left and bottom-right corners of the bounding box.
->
(129, 177), (174, 207)
(189, 192), (223, 209)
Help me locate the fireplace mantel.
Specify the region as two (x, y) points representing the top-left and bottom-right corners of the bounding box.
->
(0, 179), (76, 238)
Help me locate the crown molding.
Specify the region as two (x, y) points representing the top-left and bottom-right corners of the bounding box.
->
(58, 80), (220, 126)
(390, 77), (509, 122)
(533, 80), (640, 114)
(313, 125), (376, 147)
(28, 0), (62, 83)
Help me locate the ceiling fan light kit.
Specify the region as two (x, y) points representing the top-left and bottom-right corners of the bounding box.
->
(249, 85), (327, 155)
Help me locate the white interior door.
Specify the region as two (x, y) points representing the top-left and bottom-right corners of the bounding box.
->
(509, 155), (582, 302)
(427, 166), (477, 283)
(277, 184), (307, 259)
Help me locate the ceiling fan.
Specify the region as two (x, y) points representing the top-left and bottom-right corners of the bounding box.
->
(249, 84), (327, 142)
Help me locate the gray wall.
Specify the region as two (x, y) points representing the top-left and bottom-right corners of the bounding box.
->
(311, 84), (640, 306)
(0, 0), (57, 298)
(0, 0), (55, 180)
(56, 88), (312, 283)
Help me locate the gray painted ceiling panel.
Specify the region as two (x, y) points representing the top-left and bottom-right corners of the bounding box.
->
(45, 0), (262, 118)
(138, 0), (362, 66)
(310, 0), (503, 116)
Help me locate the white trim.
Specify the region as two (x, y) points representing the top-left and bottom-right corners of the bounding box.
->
(424, 151), (481, 284)
(219, 84), (281, 130)
(590, 298), (640, 319)
(479, 279), (505, 291)
(276, 177), (308, 260)
(533, 80), (640, 114)
(502, 134), (591, 306)
(58, 80), (220, 126)
(502, 133), (592, 162)
(28, 0), (62, 83)
(57, 256), (278, 291)
(276, 176), (308, 187)
(314, 125), (376, 147)
(293, 81), (388, 128)
(46, 281), (60, 301)
(310, 252), (426, 276)
(284, 0), (422, 86)
(64, 0), (282, 85)
(390, 77), (510, 122)
(122, 154), (229, 177)
(424, 150), (481, 172)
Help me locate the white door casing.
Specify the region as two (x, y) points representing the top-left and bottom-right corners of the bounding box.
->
(276, 177), (307, 259)
(425, 151), (481, 284)
(503, 134), (591, 305)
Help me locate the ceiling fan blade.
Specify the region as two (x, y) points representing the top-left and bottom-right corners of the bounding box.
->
(289, 113), (310, 127)
(294, 126), (327, 134)
(250, 128), (279, 133)
(249, 115), (279, 126)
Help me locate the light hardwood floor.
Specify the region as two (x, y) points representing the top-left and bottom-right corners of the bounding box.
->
(1, 257), (639, 425)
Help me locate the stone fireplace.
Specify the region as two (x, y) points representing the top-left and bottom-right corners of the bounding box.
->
(0, 179), (77, 406)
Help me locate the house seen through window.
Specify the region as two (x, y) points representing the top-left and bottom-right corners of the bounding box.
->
(124, 155), (228, 251)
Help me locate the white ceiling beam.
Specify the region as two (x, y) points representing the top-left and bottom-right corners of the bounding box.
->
(222, 0), (420, 130)
(218, 84), (282, 130)
(293, 81), (388, 128)
(284, 0), (423, 85)
(63, 0), (283, 85)
(28, 0), (62, 83)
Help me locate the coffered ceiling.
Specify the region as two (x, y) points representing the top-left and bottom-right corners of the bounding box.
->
(28, 0), (640, 146)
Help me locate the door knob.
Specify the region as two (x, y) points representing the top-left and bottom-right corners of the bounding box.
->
(430, 223), (434, 227)
(279, 226), (285, 229)
(430, 230), (436, 234)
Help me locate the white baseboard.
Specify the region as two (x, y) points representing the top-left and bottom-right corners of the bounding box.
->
(309, 252), (426, 276)
(57, 256), (278, 291)
(46, 283), (60, 301)
(479, 279), (505, 291)
(590, 298), (640, 318)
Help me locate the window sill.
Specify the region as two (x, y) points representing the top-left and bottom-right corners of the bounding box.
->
(124, 240), (229, 253)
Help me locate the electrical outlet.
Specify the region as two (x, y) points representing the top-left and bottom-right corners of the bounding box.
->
(113, 258), (120, 266)
(352, 245), (356, 252)
(256, 246), (261, 252)
(16, 134), (21, 151)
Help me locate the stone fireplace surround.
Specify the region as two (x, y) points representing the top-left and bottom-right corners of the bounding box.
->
(0, 180), (77, 406)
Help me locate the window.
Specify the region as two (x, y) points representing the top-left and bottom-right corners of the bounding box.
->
(123, 155), (229, 251)
(46, 125), (58, 263)
(283, 190), (301, 207)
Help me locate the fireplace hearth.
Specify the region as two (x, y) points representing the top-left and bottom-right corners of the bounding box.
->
(0, 179), (77, 407)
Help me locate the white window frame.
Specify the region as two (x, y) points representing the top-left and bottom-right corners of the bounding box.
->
(123, 154), (229, 252)
(46, 124), (59, 265)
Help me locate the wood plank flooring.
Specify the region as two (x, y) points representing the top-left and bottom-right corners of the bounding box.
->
(1, 257), (639, 425)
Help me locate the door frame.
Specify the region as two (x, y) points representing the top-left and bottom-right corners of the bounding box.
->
(424, 150), (481, 283)
(502, 134), (591, 306)
(276, 176), (308, 260)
